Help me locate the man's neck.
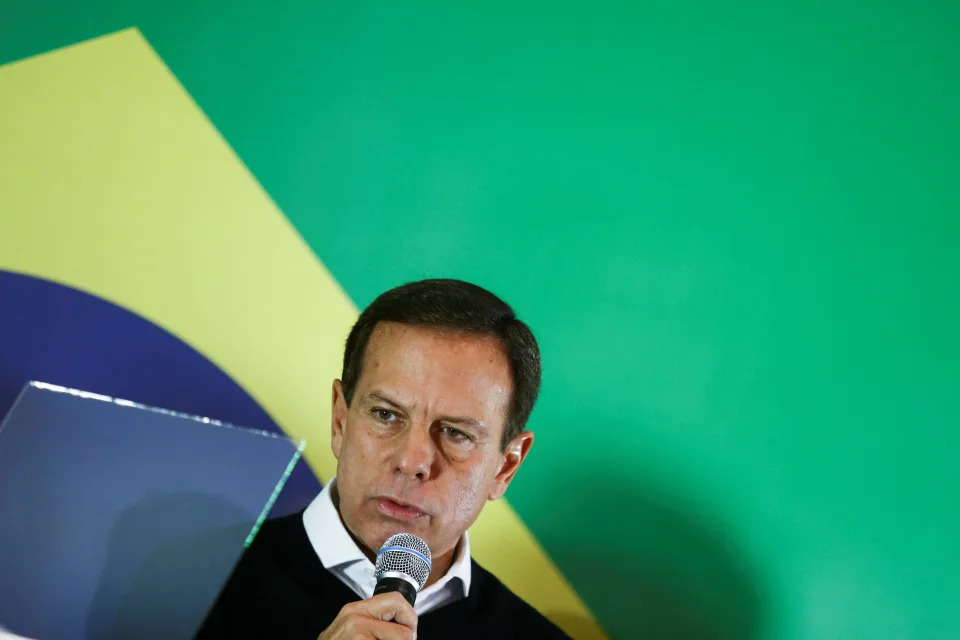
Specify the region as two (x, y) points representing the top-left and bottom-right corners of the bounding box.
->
(424, 540), (457, 588)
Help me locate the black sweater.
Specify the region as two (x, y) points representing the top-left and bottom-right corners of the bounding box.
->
(196, 511), (570, 639)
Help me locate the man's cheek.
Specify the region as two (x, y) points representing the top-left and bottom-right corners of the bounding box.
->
(452, 476), (486, 521)
(356, 433), (385, 463)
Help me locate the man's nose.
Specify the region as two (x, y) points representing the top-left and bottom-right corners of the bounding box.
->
(393, 423), (436, 480)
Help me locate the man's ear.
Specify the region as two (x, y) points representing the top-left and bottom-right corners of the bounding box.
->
(331, 380), (348, 460)
(488, 430), (535, 501)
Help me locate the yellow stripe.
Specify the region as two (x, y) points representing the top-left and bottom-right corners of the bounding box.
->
(0, 29), (605, 639)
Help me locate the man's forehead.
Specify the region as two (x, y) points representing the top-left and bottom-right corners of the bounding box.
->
(357, 322), (512, 413)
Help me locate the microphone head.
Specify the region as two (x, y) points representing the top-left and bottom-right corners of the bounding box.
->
(374, 533), (432, 591)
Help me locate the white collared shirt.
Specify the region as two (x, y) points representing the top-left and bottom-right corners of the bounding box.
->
(302, 478), (472, 615)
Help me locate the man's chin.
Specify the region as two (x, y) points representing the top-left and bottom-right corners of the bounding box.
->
(365, 518), (433, 550)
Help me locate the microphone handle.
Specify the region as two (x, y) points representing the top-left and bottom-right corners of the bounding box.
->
(373, 575), (417, 607)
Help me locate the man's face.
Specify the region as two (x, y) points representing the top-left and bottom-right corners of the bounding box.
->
(331, 321), (532, 563)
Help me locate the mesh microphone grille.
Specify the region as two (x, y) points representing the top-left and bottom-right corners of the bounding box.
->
(375, 533), (432, 591)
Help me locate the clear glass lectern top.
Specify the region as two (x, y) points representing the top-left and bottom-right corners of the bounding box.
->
(0, 382), (304, 640)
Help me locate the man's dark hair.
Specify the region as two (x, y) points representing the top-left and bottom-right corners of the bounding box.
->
(340, 279), (541, 449)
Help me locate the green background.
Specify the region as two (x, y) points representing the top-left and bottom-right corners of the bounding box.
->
(3, 2), (958, 638)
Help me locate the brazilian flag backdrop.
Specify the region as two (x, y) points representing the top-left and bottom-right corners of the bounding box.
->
(1, 3), (958, 639)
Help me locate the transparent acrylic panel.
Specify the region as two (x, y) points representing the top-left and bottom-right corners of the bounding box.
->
(0, 382), (304, 640)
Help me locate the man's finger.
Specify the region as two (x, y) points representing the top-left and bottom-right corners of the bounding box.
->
(366, 618), (416, 640)
(355, 592), (418, 631)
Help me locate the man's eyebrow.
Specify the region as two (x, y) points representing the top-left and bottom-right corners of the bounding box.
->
(440, 415), (486, 431)
(364, 391), (407, 411)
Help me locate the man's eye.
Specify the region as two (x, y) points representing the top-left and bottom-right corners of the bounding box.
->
(373, 408), (397, 423)
(442, 426), (471, 443)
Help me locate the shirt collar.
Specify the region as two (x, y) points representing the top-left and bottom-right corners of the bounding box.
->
(302, 478), (472, 596)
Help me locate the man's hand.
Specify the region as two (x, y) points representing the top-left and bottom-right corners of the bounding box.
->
(317, 591), (418, 640)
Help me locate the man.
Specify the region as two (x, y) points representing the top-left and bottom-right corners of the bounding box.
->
(198, 279), (569, 639)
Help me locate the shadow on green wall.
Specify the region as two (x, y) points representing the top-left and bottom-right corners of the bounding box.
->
(536, 469), (765, 640)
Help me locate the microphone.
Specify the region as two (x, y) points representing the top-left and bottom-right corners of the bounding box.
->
(373, 533), (432, 606)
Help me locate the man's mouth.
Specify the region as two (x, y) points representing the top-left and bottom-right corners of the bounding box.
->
(375, 497), (428, 521)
